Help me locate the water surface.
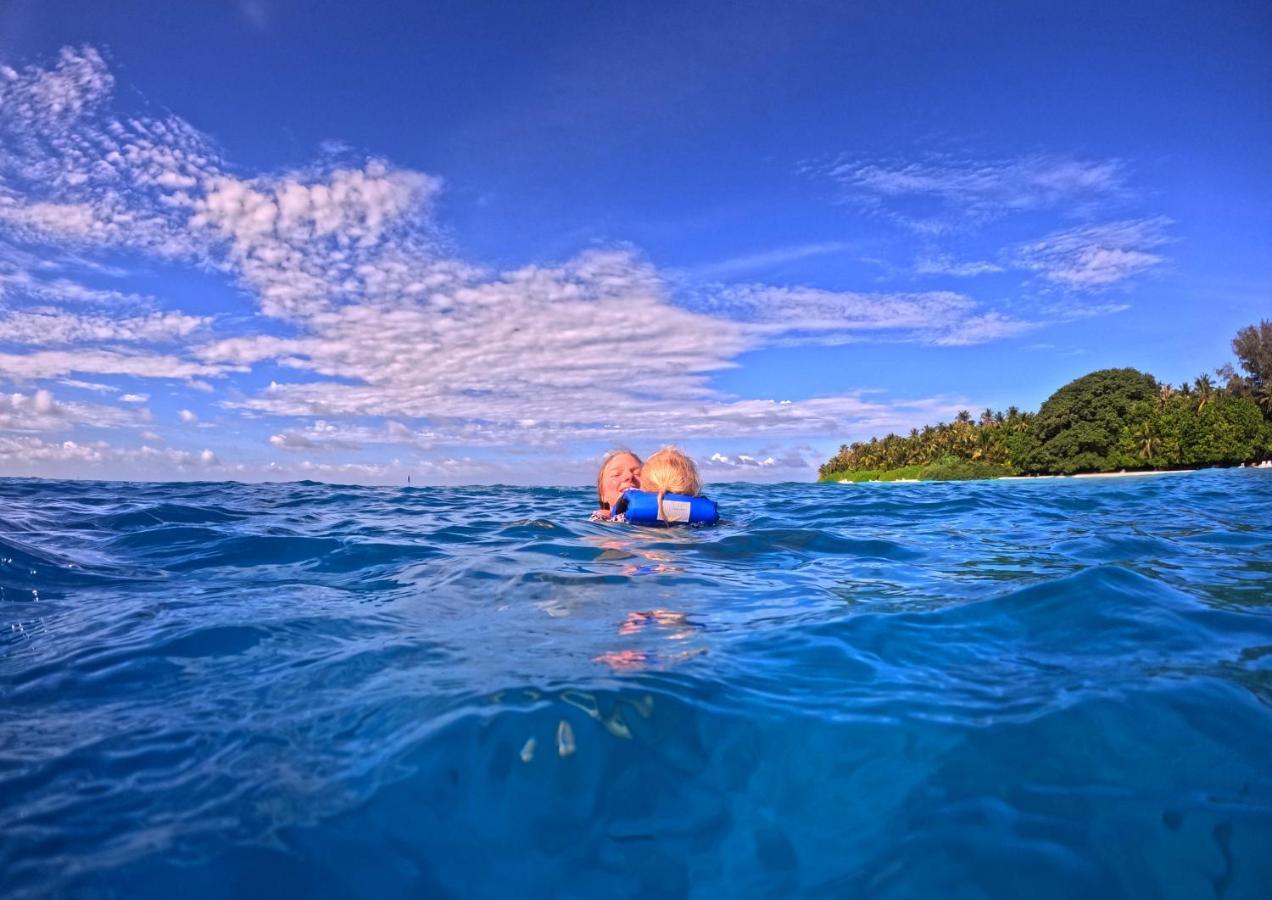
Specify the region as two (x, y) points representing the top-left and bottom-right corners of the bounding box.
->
(2, 470), (1271, 897)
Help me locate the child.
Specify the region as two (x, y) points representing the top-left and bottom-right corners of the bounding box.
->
(637, 446), (703, 522)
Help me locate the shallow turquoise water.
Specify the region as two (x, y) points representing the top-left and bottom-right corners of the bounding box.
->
(2, 470), (1271, 898)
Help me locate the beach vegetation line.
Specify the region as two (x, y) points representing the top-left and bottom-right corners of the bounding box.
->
(819, 321), (1272, 482)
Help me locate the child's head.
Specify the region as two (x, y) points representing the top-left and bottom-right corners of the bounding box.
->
(639, 446), (702, 497)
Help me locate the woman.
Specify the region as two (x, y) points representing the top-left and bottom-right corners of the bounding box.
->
(594, 449), (642, 519)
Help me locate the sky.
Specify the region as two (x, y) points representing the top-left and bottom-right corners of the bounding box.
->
(0, 0), (1269, 485)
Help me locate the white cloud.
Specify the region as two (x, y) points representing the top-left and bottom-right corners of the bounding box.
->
(695, 284), (1033, 347)
(195, 335), (307, 366)
(0, 46), (114, 126)
(0, 435), (109, 464)
(268, 418), (439, 452)
(1012, 217), (1171, 289)
(0, 198), (104, 240)
(120, 393), (149, 403)
(178, 408), (198, 423)
(930, 312), (1037, 346)
(0, 44), (219, 258)
(0, 434), (226, 472)
(810, 151), (1170, 297)
(818, 152), (1129, 225)
(915, 256), (1005, 277)
(215, 249), (759, 434)
(0, 309), (207, 345)
(708, 451), (776, 467)
(190, 163), (444, 318)
(0, 268), (154, 308)
(688, 241), (853, 278)
(0, 388), (59, 430)
(269, 431), (316, 450)
(0, 349), (229, 380)
(59, 378), (118, 393)
(289, 459), (393, 480)
(0, 387), (146, 431)
(699, 444), (824, 482)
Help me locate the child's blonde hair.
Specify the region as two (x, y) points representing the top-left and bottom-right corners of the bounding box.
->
(639, 446), (702, 521)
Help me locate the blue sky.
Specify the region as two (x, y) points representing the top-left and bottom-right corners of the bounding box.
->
(0, 0), (1269, 484)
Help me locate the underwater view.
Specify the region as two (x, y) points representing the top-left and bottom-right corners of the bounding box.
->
(2, 470), (1271, 897)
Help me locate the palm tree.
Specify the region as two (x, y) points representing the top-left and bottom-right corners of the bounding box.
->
(1194, 374), (1215, 411)
(1133, 420), (1157, 462)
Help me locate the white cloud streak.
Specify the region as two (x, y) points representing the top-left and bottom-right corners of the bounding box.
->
(1011, 217), (1172, 289)
(914, 256), (1005, 277)
(0, 349), (231, 381)
(694, 284), (1036, 346)
(687, 241), (854, 278)
(0, 309), (207, 345)
(819, 152), (1129, 225)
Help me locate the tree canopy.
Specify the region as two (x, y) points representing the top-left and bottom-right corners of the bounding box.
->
(1023, 368), (1159, 474)
(1232, 319), (1272, 387)
(819, 324), (1272, 482)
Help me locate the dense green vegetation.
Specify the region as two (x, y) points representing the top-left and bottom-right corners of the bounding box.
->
(819, 321), (1272, 482)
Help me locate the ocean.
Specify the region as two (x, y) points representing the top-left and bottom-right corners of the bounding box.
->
(2, 470), (1271, 898)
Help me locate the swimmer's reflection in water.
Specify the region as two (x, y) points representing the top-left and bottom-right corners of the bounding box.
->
(586, 447), (710, 670)
(583, 535), (699, 671)
(593, 612), (704, 671)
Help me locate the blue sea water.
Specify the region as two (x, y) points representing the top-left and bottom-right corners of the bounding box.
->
(2, 470), (1271, 899)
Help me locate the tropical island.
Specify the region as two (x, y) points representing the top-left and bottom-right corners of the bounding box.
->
(819, 321), (1272, 483)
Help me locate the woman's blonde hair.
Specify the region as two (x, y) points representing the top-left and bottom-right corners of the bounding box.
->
(640, 446), (702, 520)
(596, 449), (642, 510)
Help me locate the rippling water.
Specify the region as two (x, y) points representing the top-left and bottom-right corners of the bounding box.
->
(2, 470), (1271, 898)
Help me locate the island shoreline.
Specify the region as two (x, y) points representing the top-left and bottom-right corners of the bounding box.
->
(832, 468), (1209, 484)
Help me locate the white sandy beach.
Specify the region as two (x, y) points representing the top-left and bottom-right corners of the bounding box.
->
(838, 468), (1203, 484)
(998, 469), (1197, 481)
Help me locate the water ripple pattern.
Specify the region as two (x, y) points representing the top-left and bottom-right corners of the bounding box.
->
(2, 471), (1271, 898)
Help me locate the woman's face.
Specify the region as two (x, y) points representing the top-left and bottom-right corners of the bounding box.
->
(600, 453), (641, 509)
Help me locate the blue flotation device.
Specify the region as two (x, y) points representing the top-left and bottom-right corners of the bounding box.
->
(613, 489), (719, 526)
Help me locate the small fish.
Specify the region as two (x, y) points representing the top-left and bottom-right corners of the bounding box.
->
(603, 710), (631, 739)
(629, 694), (655, 719)
(561, 690), (600, 719)
(519, 737), (536, 763)
(556, 720), (576, 758)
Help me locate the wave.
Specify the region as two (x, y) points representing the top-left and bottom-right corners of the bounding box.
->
(2, 470), (1271, 897)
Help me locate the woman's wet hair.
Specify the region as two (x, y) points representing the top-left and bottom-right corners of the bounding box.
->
(596, 449), (642, 510)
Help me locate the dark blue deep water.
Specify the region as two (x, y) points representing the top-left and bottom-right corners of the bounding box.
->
(2, 470), (1271, 898)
